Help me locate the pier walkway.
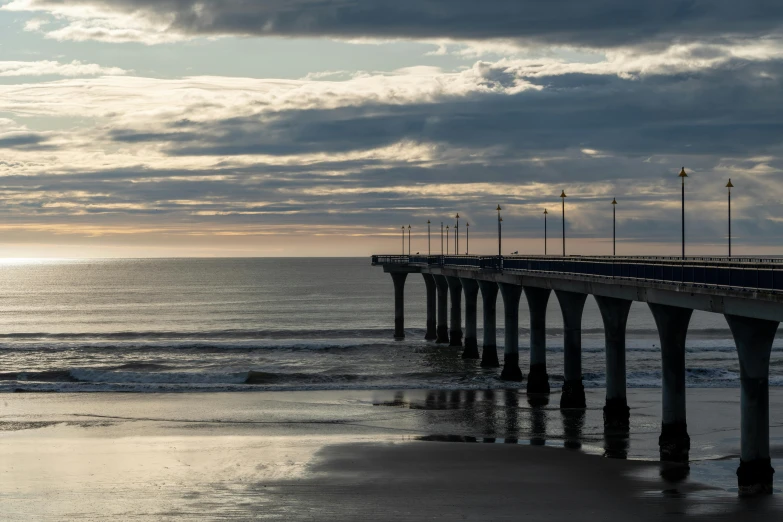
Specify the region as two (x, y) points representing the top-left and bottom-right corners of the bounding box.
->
(373, 254), (782, 495)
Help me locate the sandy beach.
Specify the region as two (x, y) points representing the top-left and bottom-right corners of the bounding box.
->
(1, 388), (782, 520)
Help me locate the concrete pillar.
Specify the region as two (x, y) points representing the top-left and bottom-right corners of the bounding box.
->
(422, 274), (437, 341)
(433, 275), (450, 344)
(594, 295), (633, 428)
(725, 314), (778, 495)
(446, 276), (463, 347)
(460, 278), (480, 359)
(498, 283), (523, 381)
(390, 272), (408, 340)
(555, 290), (588, 409)
(478, 280), (500, 368)
(648, 303), (693, 462)
(524, 287), (551, 394)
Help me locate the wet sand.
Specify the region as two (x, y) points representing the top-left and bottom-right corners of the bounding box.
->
(1, 388), (782, 520)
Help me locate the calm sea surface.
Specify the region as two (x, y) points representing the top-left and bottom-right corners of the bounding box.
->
(0, 258), (780, 392)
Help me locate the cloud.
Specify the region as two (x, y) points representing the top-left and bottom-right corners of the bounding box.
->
(0, 59), (127, 77)
(0, 55), (781, 253)
(0, 131), (50, 149)
(5, 0), (783, 49)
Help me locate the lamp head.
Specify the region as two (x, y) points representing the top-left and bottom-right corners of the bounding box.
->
(679, 167), (688, 178)
(496, 205), (501, 211)
(560, 190), (567, 198)
(544, 209), (548, 215)
(612, 198), (617, 205)
(726, 179), (734, 189)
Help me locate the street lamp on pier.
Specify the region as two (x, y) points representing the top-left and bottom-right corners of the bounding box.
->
(466, 222), (470, 254)
(446, 225), (450, 255)
(401, 226), (405, 256)
(560, 191), (567, 256)
(544, 209), (548, 255)
(496, 205), (502, 258)
(408, 225), (411, 257)
(679, 168), (688, 259)
(440, 222), (444, 255)
(454, 221), (457, 255)
(726, 179), (734, 258)
(455, 213), (460, 254)
(612, 198), (617, 256)
(427, 220), (431, 256)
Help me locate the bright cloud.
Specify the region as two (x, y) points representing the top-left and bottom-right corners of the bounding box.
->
(0, 59), (127, 77)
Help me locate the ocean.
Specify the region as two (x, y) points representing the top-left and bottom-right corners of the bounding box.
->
(1, 257), (781, 393)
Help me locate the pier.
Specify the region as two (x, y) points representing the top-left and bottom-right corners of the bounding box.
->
(373, 254), (782, 495)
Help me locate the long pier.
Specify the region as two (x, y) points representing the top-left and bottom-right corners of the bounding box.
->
(372, 254), (782, 495)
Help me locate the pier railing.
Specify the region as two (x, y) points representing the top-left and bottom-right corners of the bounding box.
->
(371, 254), (783, 293)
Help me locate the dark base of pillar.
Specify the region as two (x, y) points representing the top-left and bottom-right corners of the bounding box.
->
(394, 318), (404, 340)
(526, 364), (550, 394)
(425, 320), (437, 341)
(462, 337), (479, 359)
(500, 353), (522, 381)
(603, 397), (630, 429)
(436, 325), (449, 344)
(481, 345), (500, 368)
(737, 458), (775, 496)
(659, 422), (690, 462)
(560, 379), (586, 409)
(449, 330), (463, 347)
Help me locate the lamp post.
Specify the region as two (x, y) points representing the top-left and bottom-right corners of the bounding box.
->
(466, 222), (470, 254)
(726, 179), (734, 258)
(440, 222), (444, 255)
(408, 225), (411, 257)
(427, 220), (431, 256)
(560, 190), (567, 256)
(679, 167), (687, 259)
(544, 209), (548, 255)
(401, 226), (405, 255)
(455, 213), (460, 254)
(446, 225), (450, 255)
(612, 198), (617, 256)
(496, 205), (502, 258)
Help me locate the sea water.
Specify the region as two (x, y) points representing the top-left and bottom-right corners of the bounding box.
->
(0, 257), (780, 393)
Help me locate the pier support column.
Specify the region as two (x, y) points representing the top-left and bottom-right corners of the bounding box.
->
(446, 276), (463, 347)
(595, 295), (633, 428)
(422, 274), (437, 341)
(649, 303), (693, 462)
(460, 278), (480, 359)
(555, 290), (588, 409)
(524, 287), (551, 394)
(478, 280), (500, 368)
(498, 283), (523, 381)
(390, 272), (408, 340)
(725, 314), (778, 495)
(433, 275), (450, 344)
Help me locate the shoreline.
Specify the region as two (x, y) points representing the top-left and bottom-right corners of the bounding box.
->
(1, 388), (782, 520)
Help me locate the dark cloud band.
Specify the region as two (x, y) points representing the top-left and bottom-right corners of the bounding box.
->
(18, 0), (783, 47)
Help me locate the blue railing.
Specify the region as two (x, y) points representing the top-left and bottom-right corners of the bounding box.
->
(370, 255), (783, 293)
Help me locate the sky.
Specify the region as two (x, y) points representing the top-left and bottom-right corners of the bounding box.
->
(0, 1), (782, 258)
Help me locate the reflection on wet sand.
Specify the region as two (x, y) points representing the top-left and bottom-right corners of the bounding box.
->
(382, 388), (636, 463)
(603, 425), (630, 459)
(561, 409), (585, 450)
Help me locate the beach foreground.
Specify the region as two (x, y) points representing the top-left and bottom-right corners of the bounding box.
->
(1, 388), (782, 520)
